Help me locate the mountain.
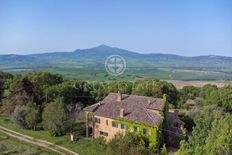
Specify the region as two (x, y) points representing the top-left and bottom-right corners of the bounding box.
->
(1, 44), (232, 69)
(0, 45), (232, 80)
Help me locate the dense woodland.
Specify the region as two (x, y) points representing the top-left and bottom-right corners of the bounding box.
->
(0, 71), (231, 155)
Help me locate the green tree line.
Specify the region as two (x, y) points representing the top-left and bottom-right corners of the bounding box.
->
(0, 71), (231, 154)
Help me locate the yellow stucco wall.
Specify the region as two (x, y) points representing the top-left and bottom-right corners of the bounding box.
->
(93, 115), (126, 142)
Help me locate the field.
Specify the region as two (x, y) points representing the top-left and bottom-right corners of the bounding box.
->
(4, 66), (232, 81)
(167, 80), (231, 89)
(0, 131), (58, 155)
(1, 45), (232, 81)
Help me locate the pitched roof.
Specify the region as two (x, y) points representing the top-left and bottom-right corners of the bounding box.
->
(84, 93), (165, 126)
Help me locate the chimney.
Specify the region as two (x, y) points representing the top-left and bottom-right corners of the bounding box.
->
(120, 108), (125, 118)
(117, 91), (122, 102)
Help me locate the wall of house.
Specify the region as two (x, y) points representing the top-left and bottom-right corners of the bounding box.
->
(113, 119), (161, 148)
(93, 115), (126, 142)
(93, 115), (161, 148)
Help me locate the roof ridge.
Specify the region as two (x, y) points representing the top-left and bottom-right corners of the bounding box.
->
(109, 92), (162, 100)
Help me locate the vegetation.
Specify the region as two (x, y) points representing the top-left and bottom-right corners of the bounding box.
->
(0, 131), (58, 154)
(132, 80), (178, 106)
(113, 119), (159, 149)
(1, 45), (232, 81)
(11, 105), (29, 128)
(0, 116), (108, 155)
(0, 70), (231, 154)
(204, 86), (232, 112)
(25, 102), (40, 130)
(108, 132), (155, 155)
(161, 144), (168, 155)
(0, 80), (4, 103)
(177, 85), (232, 155)
(42, 97), (67, 136)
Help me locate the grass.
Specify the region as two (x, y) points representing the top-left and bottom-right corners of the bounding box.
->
(0, 116), (109, 155)
(0, 131), (58, 155)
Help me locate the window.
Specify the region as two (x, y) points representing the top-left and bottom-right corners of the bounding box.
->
(94, 117), (100, 124)
(112, 121), (118, 128)
(133, 126), (138, 132)
(106, 120), (108, 126)
(121, 124), (128, 129)
(100, 131), (108, 136)
(143, 128), (151, 135)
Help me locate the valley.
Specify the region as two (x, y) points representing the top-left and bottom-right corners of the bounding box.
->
(1, 45), (232, 81)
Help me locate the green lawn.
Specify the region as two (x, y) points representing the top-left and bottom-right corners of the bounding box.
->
(0, 116), (109, 155)
(0, 131), (58, 155)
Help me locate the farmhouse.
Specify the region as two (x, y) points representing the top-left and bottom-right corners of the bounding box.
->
(84, 92), (170, 147)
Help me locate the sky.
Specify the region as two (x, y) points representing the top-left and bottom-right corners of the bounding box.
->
(0, 0), (232, 56)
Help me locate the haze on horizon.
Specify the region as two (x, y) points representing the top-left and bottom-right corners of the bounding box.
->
(0, 0), (231, 56)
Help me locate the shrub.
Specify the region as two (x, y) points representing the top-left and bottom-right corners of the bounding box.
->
(108, 132), (155, 155)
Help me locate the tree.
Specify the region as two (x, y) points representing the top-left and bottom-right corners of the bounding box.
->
(26, 72), (63, 104)
(179, 113), (232, 155)
(0, 71), (13, 80)
(107, 81), (132, 94)
(178, 86), (201, 107)
(63, 81), (93, 107)
(1, 77), (35, 115)
(205, 114), (232, 155)
(132, 80), (178, 106)
(10, 103), (40, 130)
(45, 80), (93, 107)
(7, 74), (23, 93)
(25, 102), (40, 130)
(90, 82), (108, 102)
(205, 86), (232, 112)
(178, 105), (225, 155)
(42, 97), (66, 136)
(200, 84), (217, 99)
(0, 80), (4, 103)
(0, 71), (13, 100)
(11, 105), (28, 128)
(26, 72), (63, 89)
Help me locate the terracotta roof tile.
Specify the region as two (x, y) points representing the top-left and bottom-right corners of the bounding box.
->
(84, 93), (165, 126)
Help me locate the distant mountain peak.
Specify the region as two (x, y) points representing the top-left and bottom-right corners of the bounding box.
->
(97, 44), (111, 48)
(94, 44), (113, 49)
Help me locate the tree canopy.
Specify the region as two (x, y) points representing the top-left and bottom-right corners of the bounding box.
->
(42, 97), (66, 136)
(178, 105), (228, 155)
(204, 86), (232, 112)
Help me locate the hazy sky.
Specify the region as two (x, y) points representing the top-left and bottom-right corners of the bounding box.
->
(0, 0), (232, 56)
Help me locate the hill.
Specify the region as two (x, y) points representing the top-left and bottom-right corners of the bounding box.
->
(0, 45), (232, 80)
